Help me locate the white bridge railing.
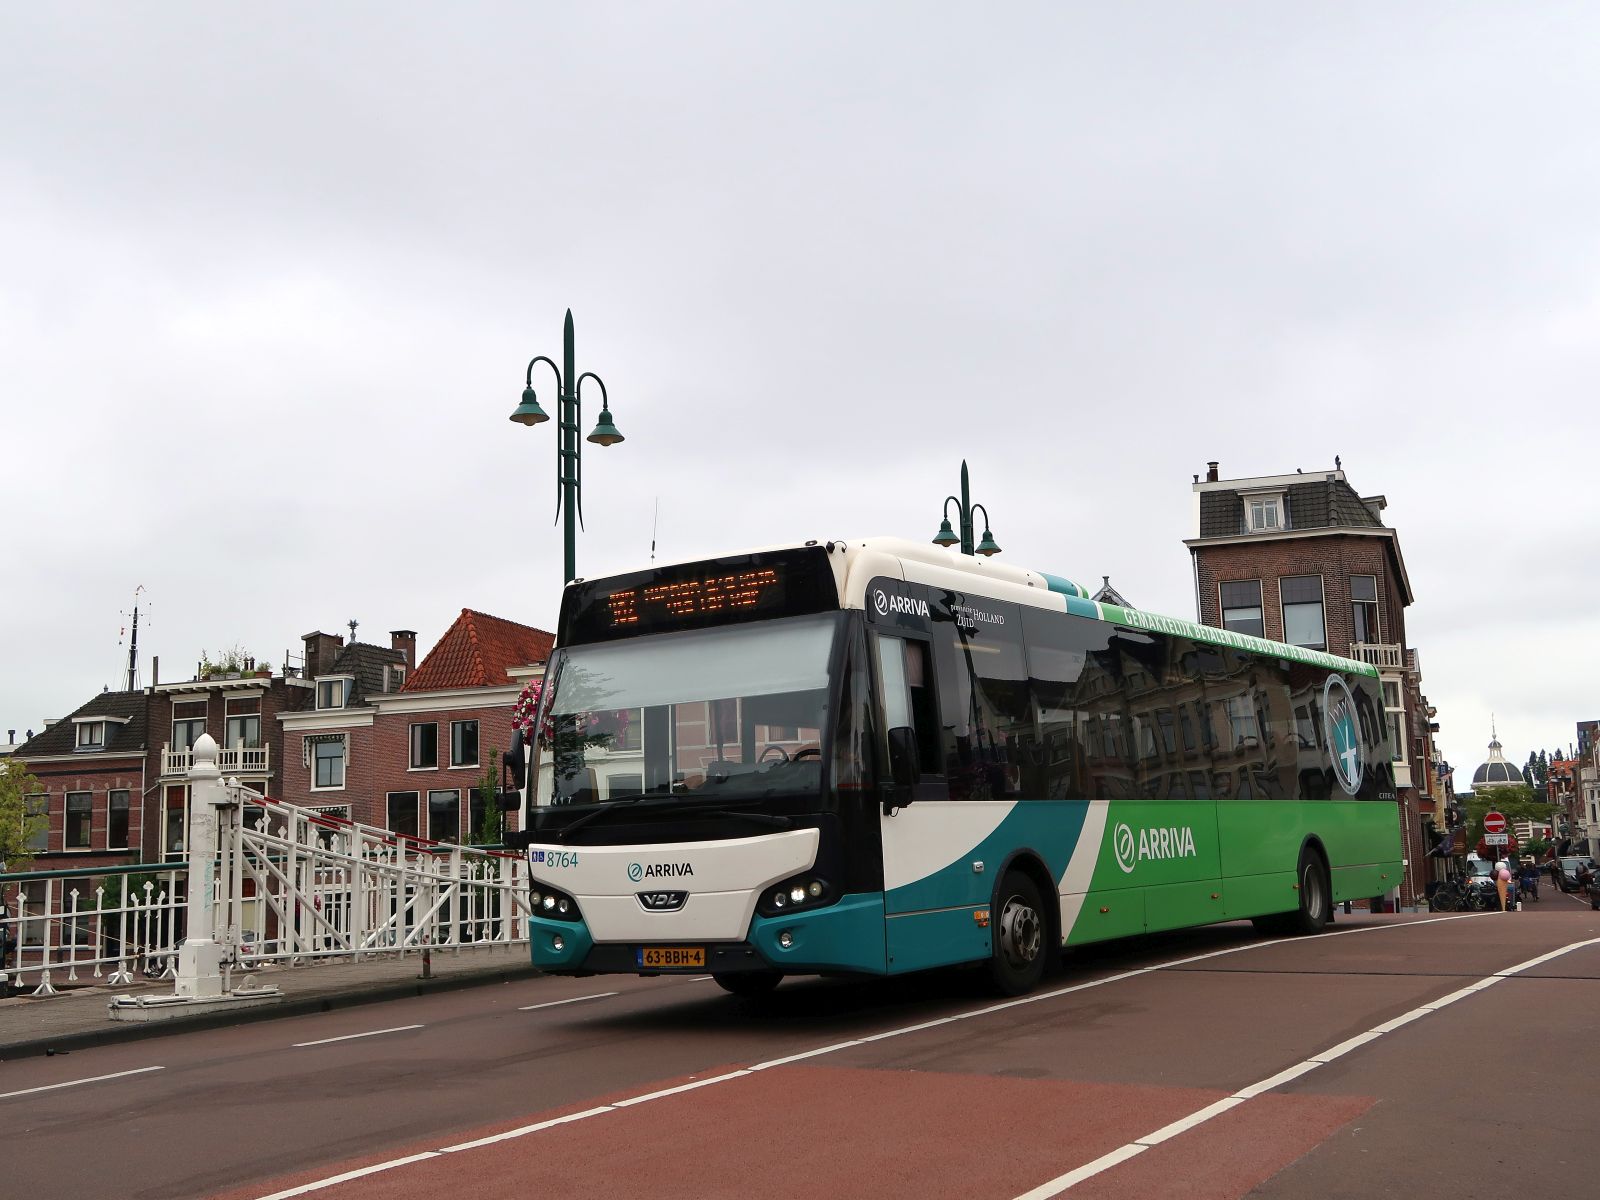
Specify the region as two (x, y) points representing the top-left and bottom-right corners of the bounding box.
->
(1, 736), (530, 1001)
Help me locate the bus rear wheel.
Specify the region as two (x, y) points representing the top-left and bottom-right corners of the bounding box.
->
(713, 969), (782, 999)
(988, 871), (1048, 995)
(1252, 850), (1331, 936)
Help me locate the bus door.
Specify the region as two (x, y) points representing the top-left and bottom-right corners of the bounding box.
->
(873, 629), (996, 973)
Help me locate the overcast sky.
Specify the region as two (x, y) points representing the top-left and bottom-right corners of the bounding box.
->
(3, 3), (1596, 783)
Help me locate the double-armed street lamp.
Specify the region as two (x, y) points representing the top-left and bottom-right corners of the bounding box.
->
(931, 459), (1001, 557)
(510, 309), (625, 584)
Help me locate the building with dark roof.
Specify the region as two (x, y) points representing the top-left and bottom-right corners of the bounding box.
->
(1185, 460), (1442, 907)
(10, 689), (152, 875)
(1470, 729), (1526, 792)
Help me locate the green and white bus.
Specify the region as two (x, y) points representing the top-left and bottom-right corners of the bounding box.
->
(515, 538), (1402, 996)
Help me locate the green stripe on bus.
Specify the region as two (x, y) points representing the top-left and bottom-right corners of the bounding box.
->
(1097, 603), (1379, 676)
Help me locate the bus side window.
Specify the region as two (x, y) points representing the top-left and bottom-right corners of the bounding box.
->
(875, 635), (944, 798)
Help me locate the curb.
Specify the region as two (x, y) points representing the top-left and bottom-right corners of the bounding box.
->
(0, 963), (544, 1061)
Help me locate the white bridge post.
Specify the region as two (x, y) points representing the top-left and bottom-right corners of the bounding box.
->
(175, 734), (227, 999)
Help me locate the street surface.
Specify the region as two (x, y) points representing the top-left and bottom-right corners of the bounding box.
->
(6, 896), (1600, 1200)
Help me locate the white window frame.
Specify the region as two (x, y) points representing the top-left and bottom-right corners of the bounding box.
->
(450, 720), (479, 769)
(1278, 574), (1327, 651)
(107, 788), (131, 850)
(1239, 487), (1287, 534)
(1218, 579), (1265, 638)
(1351, 574), (1381, 644)
(410, 721), (439, 771)
(75, 722), (106, 750)
(310, 734), (348, 790)
(317, 677), (354, 711)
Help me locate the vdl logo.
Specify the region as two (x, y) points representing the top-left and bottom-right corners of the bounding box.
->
(1323, 675), (1364, 797)
(627, 862), (644, 882)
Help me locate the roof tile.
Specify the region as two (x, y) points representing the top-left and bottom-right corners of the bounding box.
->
(402, 609), (553, 693)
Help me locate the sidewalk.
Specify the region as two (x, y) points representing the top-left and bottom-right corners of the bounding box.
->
(0, 945), (540, 1059)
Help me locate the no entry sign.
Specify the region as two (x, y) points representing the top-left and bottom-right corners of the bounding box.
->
(1484, 812), (1508, 836)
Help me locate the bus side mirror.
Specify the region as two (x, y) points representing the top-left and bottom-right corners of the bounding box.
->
(503, 728), (527, 790)
(496, 789), (522, 812)
(886, 727), (918, 790)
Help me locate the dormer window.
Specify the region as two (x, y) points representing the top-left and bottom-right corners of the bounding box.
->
(317, 677), (353, 709)
(1240, 488), (1287, 534)
(76, 721), (106, 750)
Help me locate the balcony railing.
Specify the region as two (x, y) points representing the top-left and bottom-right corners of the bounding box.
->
(162, 744), (270, 777)
(1350, 642), (1406, 671)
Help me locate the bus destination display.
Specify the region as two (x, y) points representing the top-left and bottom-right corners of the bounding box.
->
(606, 568), (780, 627)
(559, 547), (838, 645)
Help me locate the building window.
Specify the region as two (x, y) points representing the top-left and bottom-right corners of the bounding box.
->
(65, 791), (92, 848)
(172, 700), (207, 751)
(165, 787), (187, 860)
(313, 737), (346, 788)
(387, 791), (419, 838)
(410, 722), (438, 769)
(75, 722), (106, 750)
(1280, 575), (1326, 650)
(428, 789), (460, 843)
(1351, 575), (1380, 644)
(108, 789), (131, 849)
(1219, 580), (1264, 638)
(451, 720), (479, 768)
(317, 678), (351, 710)
(225, 713), (262, 749)
(1383, 680), (1405, 764)
(24, 793), (49, 851)
(1244, 493), (1284, 533)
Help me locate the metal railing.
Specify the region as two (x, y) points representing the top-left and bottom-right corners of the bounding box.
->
(1, 753), (530, 999)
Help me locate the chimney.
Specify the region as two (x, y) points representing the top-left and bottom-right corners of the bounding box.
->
(7, 730), (13, 745)
(152, 655), (160, 687)
(1206, 461), (1219, 483)
(302, 631), (345, 679)
(391, 630), (417, 672)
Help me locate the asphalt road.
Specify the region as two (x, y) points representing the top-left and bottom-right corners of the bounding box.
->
(7, 898), (1599, 1200)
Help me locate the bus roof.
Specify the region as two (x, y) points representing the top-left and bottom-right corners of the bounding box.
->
(832, 537), (1379, 678)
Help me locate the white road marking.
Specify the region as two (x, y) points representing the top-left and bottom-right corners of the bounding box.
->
(251, 912), (1495, 1199)
(518, 991), (617, 1011)
(292, 1024), (423, 1048)
(254, 1153), (442, 1200)
(1010, 934), (1600, 1198)
(0, 1065), (164, 1102)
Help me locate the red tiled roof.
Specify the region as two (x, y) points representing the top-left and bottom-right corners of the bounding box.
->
(401, 609), (554, 693)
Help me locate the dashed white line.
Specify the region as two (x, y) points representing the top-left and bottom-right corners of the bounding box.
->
(518, 991), (618, 1011)
(249, 912), (1496, 1199)
(292, 1024), (424, 1048)
(0, 1065), (164, 1102)
(1009, 933), (1600, 1198)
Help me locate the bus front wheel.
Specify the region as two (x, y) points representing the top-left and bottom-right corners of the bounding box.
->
(713, 969), (782, 998)
(988, 871), (1048, 995)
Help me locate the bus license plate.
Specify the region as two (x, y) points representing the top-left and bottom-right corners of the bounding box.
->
(637, 946), (705, 969)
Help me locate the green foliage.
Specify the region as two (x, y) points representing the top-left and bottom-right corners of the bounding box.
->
(198, 643), (254, 678)
(0, 758), (47, 871)
(474, 750), (502, 846)
(1461, 785), (1557, 852)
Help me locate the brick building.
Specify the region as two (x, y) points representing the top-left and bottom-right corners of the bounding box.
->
(276, 611), (552, 841)
(10, 690), (151, 875)
(1185, 460), (1438, 905)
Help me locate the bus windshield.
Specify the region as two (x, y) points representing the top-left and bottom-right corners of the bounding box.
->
(533, 614), (841, 809)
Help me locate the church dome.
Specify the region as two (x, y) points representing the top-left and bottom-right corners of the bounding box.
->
(1471, 731), (1525, 790)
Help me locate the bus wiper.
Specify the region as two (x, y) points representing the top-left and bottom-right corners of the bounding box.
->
(549, 792), (671, 841)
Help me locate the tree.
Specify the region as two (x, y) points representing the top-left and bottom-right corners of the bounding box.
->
(1462, 784), (1557, 856)
(1, 758), (47, 872)
(474, 750), (503, 846)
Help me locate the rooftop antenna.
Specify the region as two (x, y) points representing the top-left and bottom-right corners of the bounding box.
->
(650, 497), (659, 562)
(117, 585), (148, 692)
(348, 618), (359, 644)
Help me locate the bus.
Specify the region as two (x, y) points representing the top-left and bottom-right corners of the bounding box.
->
(512, 537), (1402, 997)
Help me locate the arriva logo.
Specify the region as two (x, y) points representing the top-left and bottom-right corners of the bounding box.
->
(1112, 822), (1198, 874)
(871, 588), (929, 619)
(628, 861), (693, 881)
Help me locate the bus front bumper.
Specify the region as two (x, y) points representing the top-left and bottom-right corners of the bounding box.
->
(528, 892), (888, 977)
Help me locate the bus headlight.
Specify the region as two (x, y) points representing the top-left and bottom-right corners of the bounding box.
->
(758, 875), (832, 917)
(530, 883), (582, 922)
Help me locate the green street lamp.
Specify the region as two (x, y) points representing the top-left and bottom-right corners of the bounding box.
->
(932, 460), (1001, 557)
(510, 309), (625, 583)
